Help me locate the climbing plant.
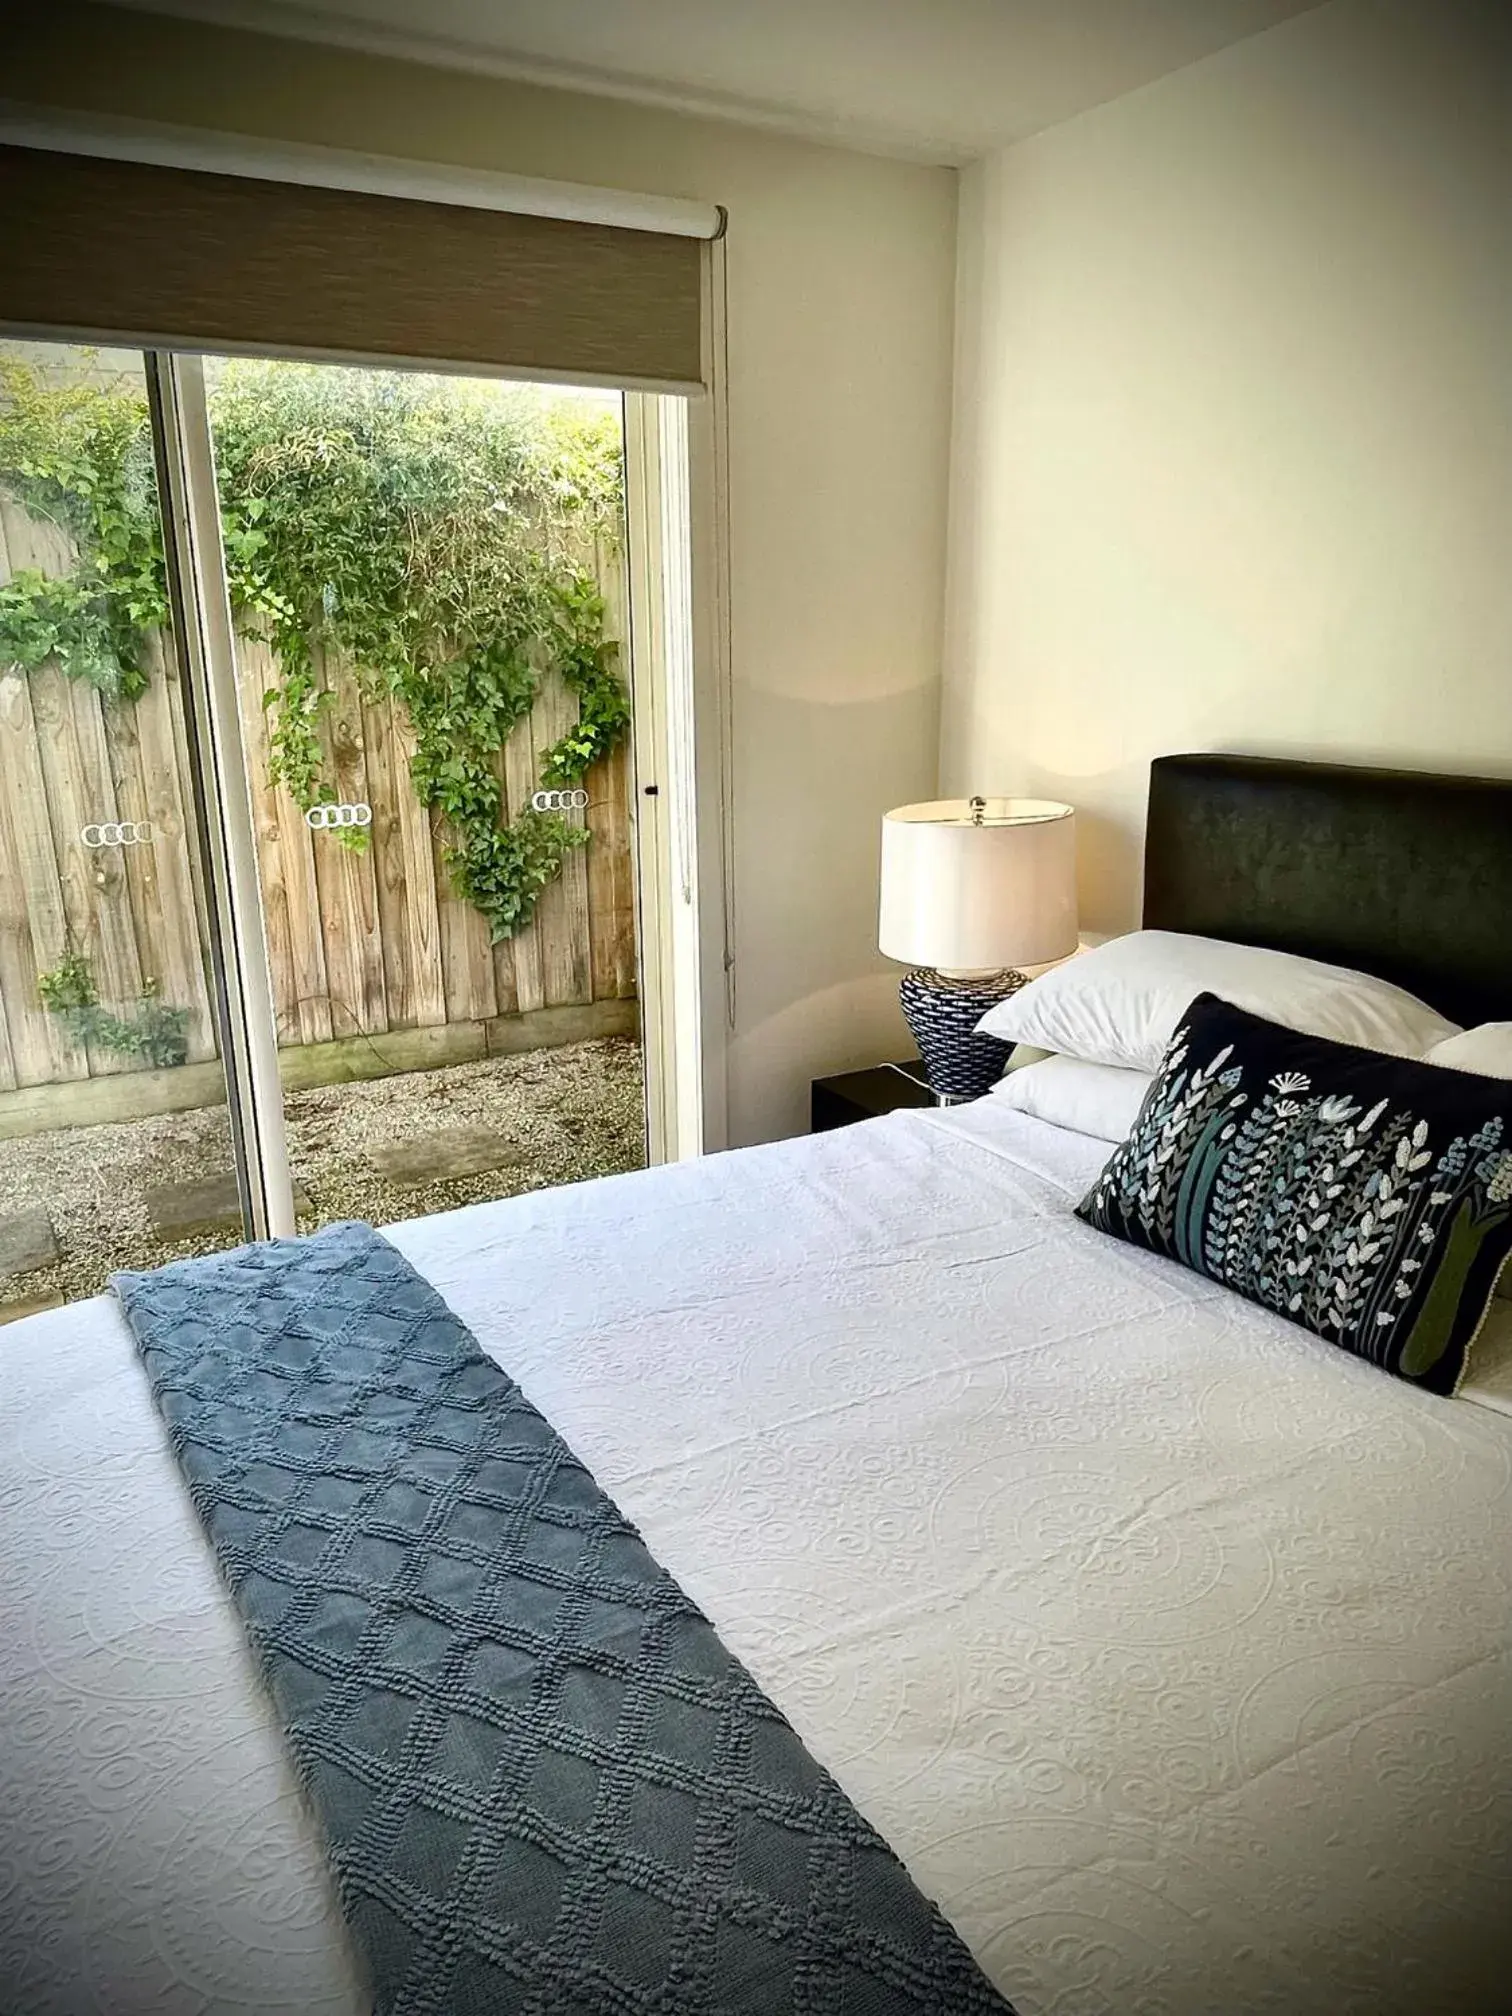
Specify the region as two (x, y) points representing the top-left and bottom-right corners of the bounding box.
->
(0, 357), (168, 699)
(38, 952), (191, 1069)
(0, 355), (630, 942)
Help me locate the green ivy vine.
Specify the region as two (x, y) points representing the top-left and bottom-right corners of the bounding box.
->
(0, 358), (168, 699)
(0, 355), (630, 942)
(38, 951), (190, 1068)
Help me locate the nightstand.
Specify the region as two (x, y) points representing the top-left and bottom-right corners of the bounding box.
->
(811, 1060), (936, 1132)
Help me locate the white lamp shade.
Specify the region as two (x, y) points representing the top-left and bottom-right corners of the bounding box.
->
(879, 797), (1077, 971)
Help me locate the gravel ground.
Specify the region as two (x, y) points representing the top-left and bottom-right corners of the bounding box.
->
(0, 1037), (645, 1316)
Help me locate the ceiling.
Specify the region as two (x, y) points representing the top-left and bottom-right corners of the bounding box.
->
(101, 0), (1329, 164)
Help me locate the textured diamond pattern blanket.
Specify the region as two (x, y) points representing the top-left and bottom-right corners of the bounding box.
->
(113, 1221), (1014, 2015)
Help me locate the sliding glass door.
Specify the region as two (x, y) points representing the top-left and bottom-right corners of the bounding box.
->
(196, 352), (647, 1237)
(0, 335), (708, 1308)
(0, 339), (240, 1315)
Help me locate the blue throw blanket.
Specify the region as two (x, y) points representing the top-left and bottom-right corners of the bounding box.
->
(114, 1221), (1015, 2015)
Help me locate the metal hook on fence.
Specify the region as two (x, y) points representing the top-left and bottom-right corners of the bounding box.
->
(80, 821), (155, 848)
(304, 803), (373, 831)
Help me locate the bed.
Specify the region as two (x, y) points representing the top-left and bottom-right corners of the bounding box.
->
(3, 754), (1511, 2016)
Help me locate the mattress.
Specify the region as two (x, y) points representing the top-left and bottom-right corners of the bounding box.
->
(2, 1101), (1510, 2016)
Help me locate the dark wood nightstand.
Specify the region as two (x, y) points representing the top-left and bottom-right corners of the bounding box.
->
(811, 1060), (936, 1132)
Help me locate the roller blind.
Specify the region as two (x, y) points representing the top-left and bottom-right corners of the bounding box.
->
(0, 141), (706, 387)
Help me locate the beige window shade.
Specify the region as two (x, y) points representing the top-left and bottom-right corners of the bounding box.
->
(0, 142), (705, 388)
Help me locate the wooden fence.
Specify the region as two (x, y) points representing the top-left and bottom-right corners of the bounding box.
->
(0, 493), (638, 1108)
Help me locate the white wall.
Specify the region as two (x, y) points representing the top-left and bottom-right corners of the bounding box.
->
(943, 0), (1512, 933)
(11, 1), (958, 1144)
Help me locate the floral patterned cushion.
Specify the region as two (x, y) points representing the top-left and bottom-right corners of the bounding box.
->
(1076, 993), (1512, 1395)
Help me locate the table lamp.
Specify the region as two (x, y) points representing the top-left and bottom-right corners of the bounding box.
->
(879, 795), (1077, 1102)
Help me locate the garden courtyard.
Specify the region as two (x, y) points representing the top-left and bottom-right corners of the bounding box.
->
(0, 1035), (644, 1318)
(1, 351), (647, 1324)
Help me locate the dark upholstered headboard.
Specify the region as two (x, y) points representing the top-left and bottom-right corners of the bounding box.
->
(1143, 754), (1512, 1029)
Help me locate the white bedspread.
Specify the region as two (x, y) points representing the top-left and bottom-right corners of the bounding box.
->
(2, 1102), (1510, 2016)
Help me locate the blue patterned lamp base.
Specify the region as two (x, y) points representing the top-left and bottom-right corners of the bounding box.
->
(899, 968), (1026, 1103)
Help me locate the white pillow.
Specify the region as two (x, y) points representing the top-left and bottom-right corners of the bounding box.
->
(1425, 1022), (1512, 1078)
(991, 1055), (1154, 1143)
(978, 930), (1459, 1075)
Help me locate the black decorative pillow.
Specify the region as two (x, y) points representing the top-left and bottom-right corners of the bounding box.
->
(1076, 993), (1512, 1395)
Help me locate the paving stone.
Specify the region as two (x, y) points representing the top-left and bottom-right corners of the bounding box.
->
(0, 1208), (60, 1279)
(144, 1171), (315, 1241)
(0, 1288), (65, 1325)
(366, 1127), (523, 1189)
